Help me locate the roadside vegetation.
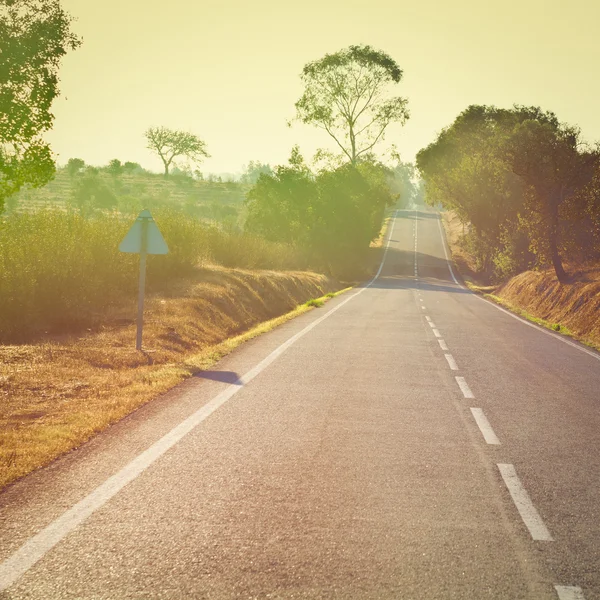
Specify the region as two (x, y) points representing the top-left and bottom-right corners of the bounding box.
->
(419, 105), (600, 350)
(1, 11), (414, 491)
(0, 272), (344, 490)
(417, 105), (600, 284)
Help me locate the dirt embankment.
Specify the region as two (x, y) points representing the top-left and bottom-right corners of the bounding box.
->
(441, 211), (600, 350)
(495, 268), (600, 347)
(0, 266), (342, 490)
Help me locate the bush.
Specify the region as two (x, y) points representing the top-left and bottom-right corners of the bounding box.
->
(244, 154), (396, 277)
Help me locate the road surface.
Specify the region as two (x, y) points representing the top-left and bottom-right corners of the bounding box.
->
(1, 208), (599, 599)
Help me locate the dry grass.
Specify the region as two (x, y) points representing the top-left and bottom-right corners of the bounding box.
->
(370, 216), (391, 249)
(0, 266), (344, 490)
(493, 265), (600, 350)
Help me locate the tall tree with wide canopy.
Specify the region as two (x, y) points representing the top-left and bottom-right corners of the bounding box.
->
(417, 106), (525, 271)
(504, 120), (598, 282)
(145, 127), (209, 177)
(295, 45), (409, 164)
(0, 0), (81, 212)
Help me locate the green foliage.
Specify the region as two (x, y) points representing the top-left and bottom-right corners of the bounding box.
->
(240, 161), (273, 184)
(295, 45), (409, 164)
(305, 298), (324, 307)
(69, 169), (117, 215)
(145, 127), (210, 177)
(106, 159), (123, 177)
(491, 226), (534, 280)
(417, 104), (600, 282)
(0, 0), (81, 213)
(245, 151), (316, 246)
(123, 161), (143, 174)
(503, 119), (598, 281)
(245, 150), (396, 277)
(0, 209), (310, 342)
(66, 158), (85, 177)
(389, 162), (418, 207)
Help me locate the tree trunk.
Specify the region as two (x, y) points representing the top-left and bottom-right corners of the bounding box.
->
(349, 125), (356, 165)
(163, 162), (169, 178)
(548, 210), (568, 282)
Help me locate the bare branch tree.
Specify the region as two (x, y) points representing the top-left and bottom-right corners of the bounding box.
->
(145, 127), (209, 177)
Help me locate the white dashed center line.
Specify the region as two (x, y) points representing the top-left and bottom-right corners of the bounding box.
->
(470, 408), (500, 445)
(444, 354), (458, 371)
(438, 339), (449, 351)
(497, 463), (553, 541)
(432, 328), (442, 338)
(555, 585), (586, 600)
(455, 376), (474, 398)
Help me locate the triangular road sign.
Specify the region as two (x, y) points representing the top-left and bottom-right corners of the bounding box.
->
(119, 209), (169, 255)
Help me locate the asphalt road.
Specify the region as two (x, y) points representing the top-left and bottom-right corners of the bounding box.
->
(1, 208), (599, 599)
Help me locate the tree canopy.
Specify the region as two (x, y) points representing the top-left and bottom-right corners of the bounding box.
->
(295, 45), (409, 165)
(245, 149), (397, 277)
(0, 0), (81, 212)
(145, 127), (209, 177)
(417, 105), (600, 281)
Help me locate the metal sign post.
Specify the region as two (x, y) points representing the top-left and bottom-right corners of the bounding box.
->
(119, 210), (169, 350)
(136, 218), (149, 350)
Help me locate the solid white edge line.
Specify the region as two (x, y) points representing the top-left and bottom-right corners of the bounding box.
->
(555, 585), (586, 600)
(470, 408), (500, 445)
(0, 213), (403, 592)
(444, 354), (459, 371)
(497, 464), (553, 541)
(435, 215), (600, 363)
(438, 339), (449, 351)
(455, 376), (474, 398)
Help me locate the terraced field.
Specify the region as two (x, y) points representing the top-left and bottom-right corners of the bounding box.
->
(9, 168), (248, 224)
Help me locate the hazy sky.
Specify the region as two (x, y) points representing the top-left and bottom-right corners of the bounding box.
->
(47, 0), (600, 175)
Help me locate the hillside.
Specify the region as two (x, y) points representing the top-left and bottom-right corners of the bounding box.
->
(8, 166), (249, 225)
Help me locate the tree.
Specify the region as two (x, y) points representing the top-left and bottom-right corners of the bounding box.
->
(0, 0), (81, 212)
(417, 106), (525, 273)
(416, 104), (599, 281)
(295, 45), (409, 165)
(66, 158), (85, 177)
(245, 148), (396, 276)
(106, 159), (123, 177)
(144, 127), (209, 177)
(389, 161), (417, 208)
(123, 161), (143, 174)
(245, 149), (316, 245)
(240, 161), (273, 184)
(69, 169), (117, 215)
(504, 120), (598, 282)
